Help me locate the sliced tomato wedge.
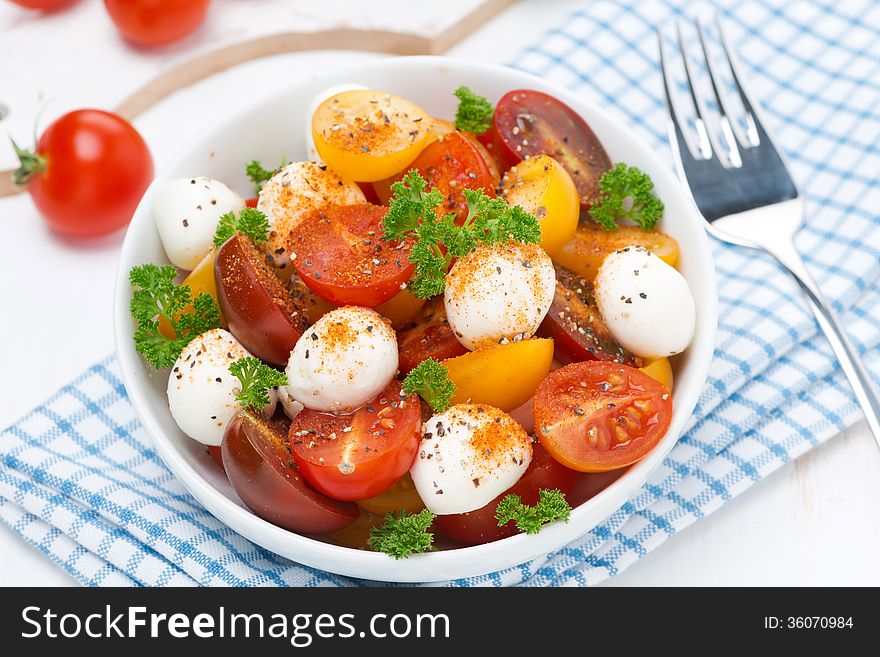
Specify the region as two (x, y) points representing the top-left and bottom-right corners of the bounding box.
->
(538, 265), (641, 367)
(435, 443), (580, 546)
(488, 89), (612, 208)
(533, 361), (672, 472)
(373, 131), (496, 223)
(289, 380), (421, 501)
(396, 297), (468, 375)
(288, 203), (414, 307)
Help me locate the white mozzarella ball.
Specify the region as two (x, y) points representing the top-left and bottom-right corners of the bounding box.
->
(285, 306), (398, 413)
(277, 386), (304, 421)
(444, 242), (555, 351)
(256, 161), (365, 267)
(167, 329), (277, 446)
(595, 246), (696, 358)
(304, 83), (368, 161)
(153, 177), (245, 270)
(411, 404), (533, 515)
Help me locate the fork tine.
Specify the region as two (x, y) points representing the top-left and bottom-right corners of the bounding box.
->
(694, 18), (744, 165)
(674, 21), (713, 159)
(714, 13), (764, 148)
(657, 29), (705, 171)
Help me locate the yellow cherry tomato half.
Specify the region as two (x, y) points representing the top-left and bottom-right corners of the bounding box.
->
(322, 509), (385, 550)
(640, 357), (673, 391)
(499, 155), (579, 258)
(443, 338), (554, 412)
(312, 89), (434, 182)
(158, 248), (220, 339)
(375, 288), (426, 329)
(356, 473), (426, 515)
(554, 222), (681, 283)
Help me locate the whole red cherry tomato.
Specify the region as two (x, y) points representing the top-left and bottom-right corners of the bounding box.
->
(103, 0), (211, 46)
(12, 109), (153, 237)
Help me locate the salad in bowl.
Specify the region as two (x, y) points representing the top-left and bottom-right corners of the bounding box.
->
(115, 57), (715, 582)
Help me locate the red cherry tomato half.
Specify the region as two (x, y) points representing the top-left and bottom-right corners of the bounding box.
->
(13, 109), (153, 237)
(534, 361), (673, 473)
(221, 409), (358, 534)
(207, 445), (224, 471)
(435, 443), (580, 546)
(396, 297), (468, 375)
(489, 90), (611, 208)
(538, 265), (640, 367)
(289, 380), (421, 502)
(103, 0), (211, 46)
(373, 131), (496, 223)
(8, 0), (76, 9)
(215, 232), (308, 366)
(245, 196), (259, 208)
(288, 203), (414, 307)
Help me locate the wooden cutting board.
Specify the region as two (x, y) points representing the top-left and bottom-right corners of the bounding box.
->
(0, 0), (513, 198)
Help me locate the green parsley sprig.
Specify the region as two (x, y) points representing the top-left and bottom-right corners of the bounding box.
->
(382, 170), (541, 298)
(213, 207), (271, 248)
(245, 156), (286, 193)
(589, 162), (664, 231)
(368, 509), (437, 559)
(228, 357), (288, 411)
(453, 86), (494, 134)
(129, 264), (222, 369)
(402, 359), (456, 413)
(496, 489), (572, 535)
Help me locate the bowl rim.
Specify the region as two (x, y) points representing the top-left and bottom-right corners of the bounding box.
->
(113, 55), (717, 582)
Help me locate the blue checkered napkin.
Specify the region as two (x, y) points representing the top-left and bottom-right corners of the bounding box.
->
(2, 0), (880, 586)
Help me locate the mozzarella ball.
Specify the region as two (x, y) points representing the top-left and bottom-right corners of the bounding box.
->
(256, 161), (364, 267)
(167, 329), (277, 446)
(444, 242), (555, 351)
(277, 386), (304, 421)
(285, 306), (398, 413)
(153, 177), (245, 270)
(411, 404), (533, 515)
(595, 246), (696, 358)
(304, 83), (368, 161)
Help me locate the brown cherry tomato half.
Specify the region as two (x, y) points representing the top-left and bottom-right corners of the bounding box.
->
(435, 443), (580, 546)
(533, 361), (672, 473)
(289, 380), (421, 501)
(221, 409), (359, 534)
(214, 232), (308, 366)
(288, 203), (414, 307)
(396, 297), (468, 375)
(373, 131), (496, 223)
(489, 89), (611, 208)
(538, 265), (641, 367)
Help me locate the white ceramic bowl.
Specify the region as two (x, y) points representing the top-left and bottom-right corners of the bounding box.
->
(114, 56), (717, 583)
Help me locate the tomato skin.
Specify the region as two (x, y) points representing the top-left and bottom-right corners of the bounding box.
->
(534, 361), (673, 473)
(207, 444), (224, 471)
(396, 298), (467, 375)
(103, 0), (210, 46)
(491, 90), (611, 208)
(8, 0), (75, 9)
(289, 381), (421, 502)
(221, 410), (359, 534)
(538, 265), (640, 367)
(435, 444), (580, 546)
(288, 204), (414, 307)
(245, 196), (259, 208)
(24, 110), (153, 237)
(214, 233), (307, 366)
(356, 473), (425, 515)
(373, 131), (496, 223)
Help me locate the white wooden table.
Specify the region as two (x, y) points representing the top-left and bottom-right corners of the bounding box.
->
(1, 0), (878, 587)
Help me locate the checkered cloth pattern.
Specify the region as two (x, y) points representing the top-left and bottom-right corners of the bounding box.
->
(2, 0), (879, 586)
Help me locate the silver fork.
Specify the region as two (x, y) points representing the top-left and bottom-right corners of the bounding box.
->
(658, 16), (880, 448)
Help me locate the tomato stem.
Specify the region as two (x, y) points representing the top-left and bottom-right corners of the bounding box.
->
(10, 138), (46, 186)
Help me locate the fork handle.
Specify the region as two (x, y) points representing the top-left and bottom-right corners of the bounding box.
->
(768, 243), (880, 448)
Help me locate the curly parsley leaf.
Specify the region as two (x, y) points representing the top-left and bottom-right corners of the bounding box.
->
(495, 489), (572, 535)
(381, 170), (541, 298)
(368, 509), (437, 559)
(245, 156), (286, 193)
(228, 357), (288, 411)
(213, 207), (271, 248)
(453, 86), (494, 135)
(588, 163), (664, 231)
(129, 264), (222, 369)
(402, 358), (456, 413)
